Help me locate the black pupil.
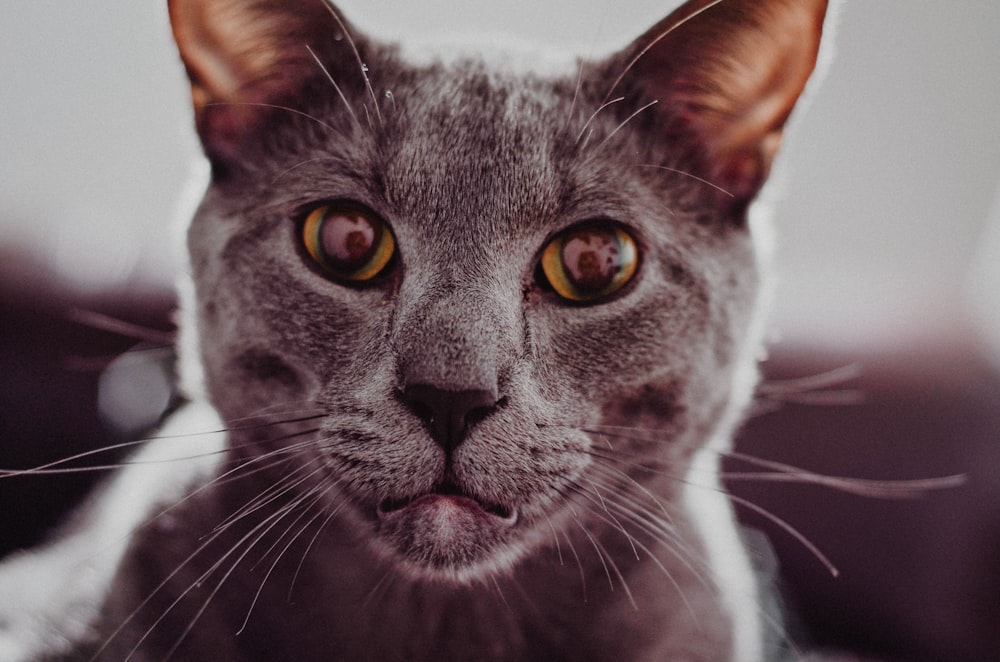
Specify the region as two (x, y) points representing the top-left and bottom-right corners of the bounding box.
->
(560, 228), (620, 293)
(320, 210), (378, 271)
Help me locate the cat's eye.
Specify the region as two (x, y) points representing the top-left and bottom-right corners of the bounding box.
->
(301, 204), (396, 282)
(539, 223), (639, 302)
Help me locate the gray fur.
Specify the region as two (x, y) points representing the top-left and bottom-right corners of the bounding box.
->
(0, 1), (830, 659)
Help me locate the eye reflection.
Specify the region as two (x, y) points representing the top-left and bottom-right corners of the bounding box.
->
(540, 223), (638, 302)
(302, 204), (395, 282)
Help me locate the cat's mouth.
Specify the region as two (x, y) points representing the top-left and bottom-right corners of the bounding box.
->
(372, 479), (520, 577)
(376, 481), (517, 523)
(367, 470), (526, 578)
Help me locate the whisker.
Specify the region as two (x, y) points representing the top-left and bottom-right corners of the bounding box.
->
(586, 461), (675, 529)
(584, 466), (710, 582)
(576, 96), (624, 144)
(0, 417), (325, 478)
(207, 447), (308, 495)
(561, 527), (588, 604)
(585, 521), (638, 610)
(580, 487), (701, 620)
(573, 0), (726, 145)
(602, 0), (726, 104)
(59, 443), (307, 603)
(226, 404), (326, 427)
(271, 156), (341, 185)
(580, 425), (670, 446)
(579, 466), (798, 655)
(542, 420), (691, 441)
(562, 61), (585, 136)
(569, 480), (640, 561)
(583, 425), (966, 500)
(288, 497), (347, 601)
(68, 308), (175, 345)
(571, 516), (616, 595)
(211, 462), (320, 534)
(582, 447), (673, 477)
(94, 502), (263, 658)
(359, 568), (396, 614)
(305, 44), (361, 129)
(583, 446), (840, 576)
(161, 488), (323, 660)
(196, 411), (325, 437)
(237, 486), (332, 634)
(634, 164), (734, 198)
(755, 364), (866, 407)
(723, 451), (967, 499)
(757, 364), (863, 395)
(595, 100), (658, 150)
(728, 491), (839, 577)
(204, 101), (339, 135)
(543, 513), (565, 566)
(26, 428), (327, 622)
(106, 453), (325, 657)
(318, 2), (382, 125)
(490, 575), (512, 611)
(0, 437), (163, 477)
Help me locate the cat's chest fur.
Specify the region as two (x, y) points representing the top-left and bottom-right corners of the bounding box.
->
(0, 1), (831, 660)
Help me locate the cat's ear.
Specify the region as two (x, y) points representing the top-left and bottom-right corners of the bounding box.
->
(168, 0), (363, 167)
(618, 0), (828, 212)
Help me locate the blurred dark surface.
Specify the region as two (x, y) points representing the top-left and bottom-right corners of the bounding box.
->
(1, 252), (997, 661)
(0, 251), (176, 552)
(731, 347), (1000, 661)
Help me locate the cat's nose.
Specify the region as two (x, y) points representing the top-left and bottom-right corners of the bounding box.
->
(402, 384), (498, 452)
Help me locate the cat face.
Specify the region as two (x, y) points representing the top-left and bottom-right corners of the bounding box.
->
(170, 0), (826, 582)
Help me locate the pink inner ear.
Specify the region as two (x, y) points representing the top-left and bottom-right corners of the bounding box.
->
(168, 0), (354, 165)
(625, 0), (828, 204)
(170, 0), (282, 104)
(195, 103), (265, 165)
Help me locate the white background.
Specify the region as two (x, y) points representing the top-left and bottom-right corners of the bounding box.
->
(2, 1), (999, 355)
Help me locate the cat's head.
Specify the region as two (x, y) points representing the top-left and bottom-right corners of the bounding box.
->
(169, 0), (827, 582)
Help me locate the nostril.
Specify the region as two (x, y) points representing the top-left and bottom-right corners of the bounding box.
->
(404, 397), (434, 427)
(401, 384), (498, 452)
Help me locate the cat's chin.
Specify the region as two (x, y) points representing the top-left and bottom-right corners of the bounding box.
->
(374, 491), (521, 582)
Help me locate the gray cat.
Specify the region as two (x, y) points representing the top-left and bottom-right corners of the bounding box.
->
(0, 0), (830, 659)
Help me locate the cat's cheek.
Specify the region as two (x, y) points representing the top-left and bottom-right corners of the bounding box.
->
(601, 380), (686, 434)
(210, 347), (322, 421)
(533, 302), (694, 398)
(203, 259), (392, 398)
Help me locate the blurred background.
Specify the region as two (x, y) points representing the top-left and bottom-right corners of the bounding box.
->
(1, 1), (998, 660)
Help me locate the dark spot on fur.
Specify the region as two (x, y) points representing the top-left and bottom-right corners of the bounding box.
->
(235, 349), (301, 388)
(201, 300), (218, 324)
(668, 260), (697, 289)
(610, 381), (685, 429)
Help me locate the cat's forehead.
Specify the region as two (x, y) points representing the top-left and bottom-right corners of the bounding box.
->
(370, 58), (585, 235)
(390, 61), (565, 158)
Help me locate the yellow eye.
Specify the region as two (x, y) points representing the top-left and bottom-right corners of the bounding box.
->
(302, 204), (395, 282)
(540, 223), (639, 302)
